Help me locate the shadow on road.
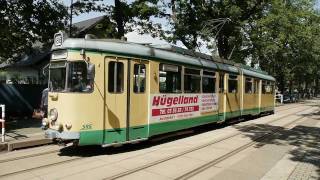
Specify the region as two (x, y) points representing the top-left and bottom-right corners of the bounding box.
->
(57, 122), (227, 157)
(56, 112), (272, 158)
(5, 119), (42, 140)
(234, 111), (320, 178)
(56, 108), (320, 177)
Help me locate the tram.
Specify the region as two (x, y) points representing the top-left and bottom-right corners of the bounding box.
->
(43, 31), (275, 146)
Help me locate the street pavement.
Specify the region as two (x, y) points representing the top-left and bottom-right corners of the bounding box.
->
(0, 118), (50, 152)
(3, 118), (42, 142)
(0, 101), (318, 180)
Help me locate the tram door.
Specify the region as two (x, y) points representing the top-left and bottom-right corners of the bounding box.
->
(129, 60), (149, 140)
(226, 74), (241, 118)
(218, 73), (226, 121)
(254, 79), (261, 114)
(104, 57), (128, 144)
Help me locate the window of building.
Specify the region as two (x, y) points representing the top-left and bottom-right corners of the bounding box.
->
(245, 77), (253, 94)
(133, 64), (146, 93)
(228, 75), (238, 93)
(202, 71), (216, 93)
(108, 61), (124, 93)
(159, 63), (181, 93)
(184, 68), (201, 93)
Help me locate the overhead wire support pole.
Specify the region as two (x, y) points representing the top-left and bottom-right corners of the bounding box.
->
(0, 105), (5, 143)
(69, 0), (73, 37)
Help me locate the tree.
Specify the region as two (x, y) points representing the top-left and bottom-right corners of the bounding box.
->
(72, 0), (164, 39)
(0, 0), (68, 63)
(162, 0), (270, 60)
(161, 0), (320, 94)
(249, 0), (320, 93)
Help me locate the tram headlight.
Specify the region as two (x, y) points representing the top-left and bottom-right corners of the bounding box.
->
(49, 108), (58, 121)
(65, 123), (72, 130)
(42, 118), (49, 129)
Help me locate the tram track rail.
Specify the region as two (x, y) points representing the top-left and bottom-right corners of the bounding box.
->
(0, 149), (61, 164)
(275, 103), (304, 112)
(103, 106), (316, 180)
(0, 104), (312, 178)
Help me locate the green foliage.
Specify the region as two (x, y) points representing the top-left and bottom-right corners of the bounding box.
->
(162, 0), (270, 60)
(249, 0), (320, 92)
(0, 0), (68, 62)
(162, 0), (320, 94)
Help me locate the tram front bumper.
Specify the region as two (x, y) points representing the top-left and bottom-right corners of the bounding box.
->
(45, 129), (80, 140)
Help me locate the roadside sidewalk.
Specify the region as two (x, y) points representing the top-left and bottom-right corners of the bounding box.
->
(0, 119), (52, 152)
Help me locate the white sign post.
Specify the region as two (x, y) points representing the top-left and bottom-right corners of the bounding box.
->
(0, 105), (5, 143)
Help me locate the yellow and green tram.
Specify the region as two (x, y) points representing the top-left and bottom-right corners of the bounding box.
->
(43, 31), (275, 146)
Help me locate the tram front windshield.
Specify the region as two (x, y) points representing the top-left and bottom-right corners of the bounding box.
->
(49, 61), (93, 92)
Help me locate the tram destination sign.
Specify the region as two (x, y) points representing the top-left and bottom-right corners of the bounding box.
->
(150, 94), (218, 122)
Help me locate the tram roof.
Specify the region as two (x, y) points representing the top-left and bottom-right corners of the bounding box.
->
(52, 35), (275, 81)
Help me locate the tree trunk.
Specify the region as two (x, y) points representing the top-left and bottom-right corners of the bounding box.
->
(315, 76), (319, 97)
(289, 80), (293, 95)
(114, 0), (125, 38)
(217, 34), (229, 59)
(171, 0), (176, 22)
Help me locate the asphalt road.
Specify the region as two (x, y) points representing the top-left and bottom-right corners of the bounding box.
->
(0, 101), (319, 180)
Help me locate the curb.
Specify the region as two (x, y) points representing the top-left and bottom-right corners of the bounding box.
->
(0, 138), (53, 152)
(0, 142), (8, 152)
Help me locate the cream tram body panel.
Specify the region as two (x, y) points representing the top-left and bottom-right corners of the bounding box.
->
(261, 94), (275, 111)
(48, 51), (105, 145)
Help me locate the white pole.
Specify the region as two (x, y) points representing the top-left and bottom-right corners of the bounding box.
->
(0, 105), (5, 143)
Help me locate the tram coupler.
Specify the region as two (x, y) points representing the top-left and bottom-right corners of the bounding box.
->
(55, 139), (67, 146)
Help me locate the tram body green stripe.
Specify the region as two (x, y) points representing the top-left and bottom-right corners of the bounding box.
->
(79, 131), (104, 145)
(78, 107), (274, 146)
(149, 114), (220, 137)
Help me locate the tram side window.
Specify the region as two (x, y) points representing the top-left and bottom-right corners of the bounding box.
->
(108, 62), (124, 93)
(264, 81), (273, 94)
(262, 81), (267, 94)
(270, 82), (275, 94)
(184, 68), (201, 93)
(245, 77), (253, 94)
(159, 64), (181, 93)
(133, 64), (146, 93)
(228, 75), (238, 93)
(202, 71), (216, 93)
